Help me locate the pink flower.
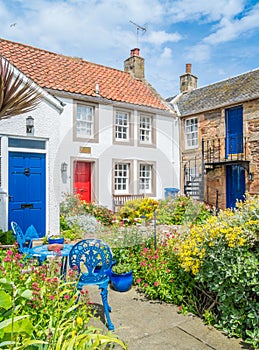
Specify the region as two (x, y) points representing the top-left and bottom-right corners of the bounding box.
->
(4, 256), (12, 262)
(140, 261), (147, 267)
(64, 294), (70, 300)
(6, 250), (13, 256)
(144, 283), (148, 287)
(136, 278), (142, 284)
(178, 305), (182, 311)
(49, 295), (55, 300)
(154, 281), (160, 287)
(143, 247), (149, 252)
(14, 253), (22, 260)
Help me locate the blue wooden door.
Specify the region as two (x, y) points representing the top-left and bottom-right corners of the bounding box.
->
(8, 152), (46, 236)
(226, 165), (245, 208)
(225, 106), (243, 158)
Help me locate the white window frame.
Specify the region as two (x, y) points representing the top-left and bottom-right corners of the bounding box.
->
(139, 164), (152, 193)
(185, 117), (198, 149)
(115, 111), (129, 141)
(139, 115), (152, 144)
(74, 102), (98, 142)
(114, 162), (130, 194)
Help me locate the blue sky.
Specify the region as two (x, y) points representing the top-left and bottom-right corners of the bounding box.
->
(0, 0), (259, 98)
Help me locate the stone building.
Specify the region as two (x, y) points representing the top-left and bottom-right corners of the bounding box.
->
(168, 65), (259, 209)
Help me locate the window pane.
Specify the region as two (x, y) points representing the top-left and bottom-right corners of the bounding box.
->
(140, 115), (152, 143)
(76, 105), (94, 137)
(114, 163), (129, 192)
(139, 164), (152, 192)
(185, 118), (198, 148)
(115, 111), (129, 140)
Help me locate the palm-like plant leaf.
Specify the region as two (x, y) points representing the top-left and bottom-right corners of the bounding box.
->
(0, 57), (42, 120)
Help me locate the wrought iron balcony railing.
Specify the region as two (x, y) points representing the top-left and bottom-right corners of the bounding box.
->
(202, 136), (248, 165)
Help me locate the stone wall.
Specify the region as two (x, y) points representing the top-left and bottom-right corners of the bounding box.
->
(181, 98), (259, 208)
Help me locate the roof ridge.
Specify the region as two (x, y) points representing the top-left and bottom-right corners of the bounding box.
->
(193, 67), (259, 93)
(0, 37), (126, 74)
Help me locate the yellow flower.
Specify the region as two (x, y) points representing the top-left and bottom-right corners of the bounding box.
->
(76, 316), (83, 326)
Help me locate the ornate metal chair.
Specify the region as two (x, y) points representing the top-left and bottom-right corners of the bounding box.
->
(11, 221), (35, 254)
(69, 239), (114, 330)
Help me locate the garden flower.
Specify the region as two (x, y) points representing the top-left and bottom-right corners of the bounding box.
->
(136, 278), (142, 284)
(4, 256), (12, 262)
(154, 281), (160, 287)
(64, 294), (70, 300)
(76, 316), (83, 326)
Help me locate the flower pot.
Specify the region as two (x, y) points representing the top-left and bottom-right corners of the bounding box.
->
(110, 270), (133, 292)
(48, 236), (64, 245)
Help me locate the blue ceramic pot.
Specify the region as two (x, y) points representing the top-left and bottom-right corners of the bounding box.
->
(48, 236), (64, 244)
(110, 270), (133, 292)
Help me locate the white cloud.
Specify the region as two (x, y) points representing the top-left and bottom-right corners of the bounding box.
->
(145, 30), (182, 45)
(167, 0), (244, 22)
(186, 44), (212, 63)
(160, 47), (172, 60)
(204, 3), (259, 45)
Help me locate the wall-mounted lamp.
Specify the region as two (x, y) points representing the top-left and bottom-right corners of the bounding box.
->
(61, 162), (68, 173)
(248, 172), (254, 182)
(26, 116), (34, 134)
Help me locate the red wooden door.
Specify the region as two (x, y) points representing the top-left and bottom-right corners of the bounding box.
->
(74, 162), (91, 202)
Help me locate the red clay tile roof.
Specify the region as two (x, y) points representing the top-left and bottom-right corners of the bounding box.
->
(0, 38), (170, 111)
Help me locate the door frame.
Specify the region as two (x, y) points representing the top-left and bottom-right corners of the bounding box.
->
(225, 105), (243, 158)
(226, 164), (246, 208)
(8, 150), (46, 235)
(71, 158), (98, 203)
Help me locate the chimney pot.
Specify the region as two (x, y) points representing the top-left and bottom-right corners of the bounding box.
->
(186, 63), (192, 74)
(131, 48), (140, 57)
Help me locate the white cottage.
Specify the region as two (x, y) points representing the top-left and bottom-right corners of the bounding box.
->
(0, 39), (180, 235)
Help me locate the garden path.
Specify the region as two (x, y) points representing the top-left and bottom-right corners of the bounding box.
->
(88, 286), (247, 350)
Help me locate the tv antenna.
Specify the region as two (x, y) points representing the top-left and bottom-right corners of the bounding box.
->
(129, 20), (147, 47)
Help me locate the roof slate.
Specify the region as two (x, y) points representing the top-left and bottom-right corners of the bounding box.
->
(173, 68), (259, 116)
(0, 38), (170, 112)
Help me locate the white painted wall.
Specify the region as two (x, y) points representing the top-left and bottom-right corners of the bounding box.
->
(58, 96), (180, 210)
(0, 97), (62, 234)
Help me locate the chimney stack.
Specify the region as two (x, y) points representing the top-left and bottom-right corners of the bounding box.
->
(124, 48), (144, 79)
(180, 63), (198, 93)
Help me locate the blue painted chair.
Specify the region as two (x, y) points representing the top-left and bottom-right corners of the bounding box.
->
(11, 222), (39, 254)
(69, 239), (114, 331)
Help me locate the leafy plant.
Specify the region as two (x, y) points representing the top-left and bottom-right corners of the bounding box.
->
(176, 195), (259, 348)
(112, 262), (132, 274)
(118, 197), (158, 224)
(0, 57), (41, 120)
(0, 248), (126, 349)
(157, 195), (211, 225)
(0, 230), (15, 245)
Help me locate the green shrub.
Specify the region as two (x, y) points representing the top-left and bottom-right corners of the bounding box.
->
(0, 247), (126, 349)
(60, 194), (115, 230)
(0, 230), (15, 245)
(177, 194), (259, 348)
(118, 197), (158, 224)
(157, 195), (211, 225)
